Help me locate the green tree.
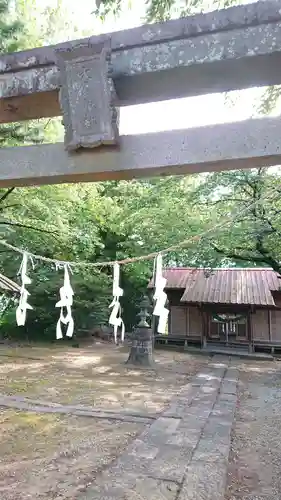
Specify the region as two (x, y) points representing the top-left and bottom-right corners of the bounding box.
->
(0, 0), (44, 146)
(0, 0), (21, 53)
(0, 182), (154, 340)
(3, 167), (281, 341)
(187, 167), (281, 273)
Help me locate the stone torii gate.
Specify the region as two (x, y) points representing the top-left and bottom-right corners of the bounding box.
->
(0, 0), (281, 187)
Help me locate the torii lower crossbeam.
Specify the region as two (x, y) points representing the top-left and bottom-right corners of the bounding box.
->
(0, 116), (280, 187)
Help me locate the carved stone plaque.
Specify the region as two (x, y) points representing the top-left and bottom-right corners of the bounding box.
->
(55, 40), (119, 151)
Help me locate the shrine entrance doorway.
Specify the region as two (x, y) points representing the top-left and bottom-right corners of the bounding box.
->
(207, 311), (249, 347)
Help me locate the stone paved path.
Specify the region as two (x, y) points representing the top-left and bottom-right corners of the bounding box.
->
(79, 355), (238, 499)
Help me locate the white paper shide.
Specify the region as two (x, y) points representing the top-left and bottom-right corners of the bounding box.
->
(55, 264), (74, 339)
(153, 254), (169, 334)
(109, 262), (125, 343)
(16, 252), (33, 326)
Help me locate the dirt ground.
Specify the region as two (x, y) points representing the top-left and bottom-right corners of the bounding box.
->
(0, 344), (207, 500)
(0, 344), (207, 413)
(3, 344), (281, 500)
(226, 358), (281, 500)
(0, 411), (142, 500)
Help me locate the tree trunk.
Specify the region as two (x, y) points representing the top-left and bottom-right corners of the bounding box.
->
(126, 326), (154, 367)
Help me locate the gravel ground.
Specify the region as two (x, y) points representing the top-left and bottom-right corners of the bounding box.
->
(226, 359), (281, 500)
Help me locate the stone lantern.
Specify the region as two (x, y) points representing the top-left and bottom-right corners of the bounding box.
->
(126, 296), (154, 367)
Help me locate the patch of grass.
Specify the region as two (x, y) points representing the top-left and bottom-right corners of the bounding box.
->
(1, 375), (50, 395)
(0, 410), (64, 458)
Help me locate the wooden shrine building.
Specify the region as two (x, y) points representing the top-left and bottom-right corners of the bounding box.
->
(149, 268), (281, 353)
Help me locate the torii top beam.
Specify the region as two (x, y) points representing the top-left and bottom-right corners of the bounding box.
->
(0, 0), (281, 123)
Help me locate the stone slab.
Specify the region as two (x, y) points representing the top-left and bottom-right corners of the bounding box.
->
(191, 391), (218, 405)
(163, 384), (214, 418)
(147, 445), (193, 482)
(218, 393), (237, 405)
(79, 473), (179, 500)
(220, 380), (237, 395)
(110, 444), (193, 482)
(178, 460), (227, 500)
(192, 437), (230, 462)
(212, 404), (236, 422)
(140, 417), (182, 446)
(149, 417), (182, 434)
(166, 416), (206, 448)
(126, 438), (159, 459)
(202, 416), (233, 440)
(225, 367), (239, 380)
(166, 430), (201, 449)
(162, 406), (185, 419)
(145, 445), (194, 482)
(163, 401), (192, 418)
(200, 379), (222, 391)
(181, 406), (213, 420)
(174, 383), (200, 400)
(192, 366), (226, 384)
(179, 415), (209, 429)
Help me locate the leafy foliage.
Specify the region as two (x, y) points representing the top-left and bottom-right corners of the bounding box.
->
(0, 0), (51, 148)
(187, 167), (281, 272)
(0, 0), (22, 53)
(94, 0), (243, 22)
(1, 169), (281, 341)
